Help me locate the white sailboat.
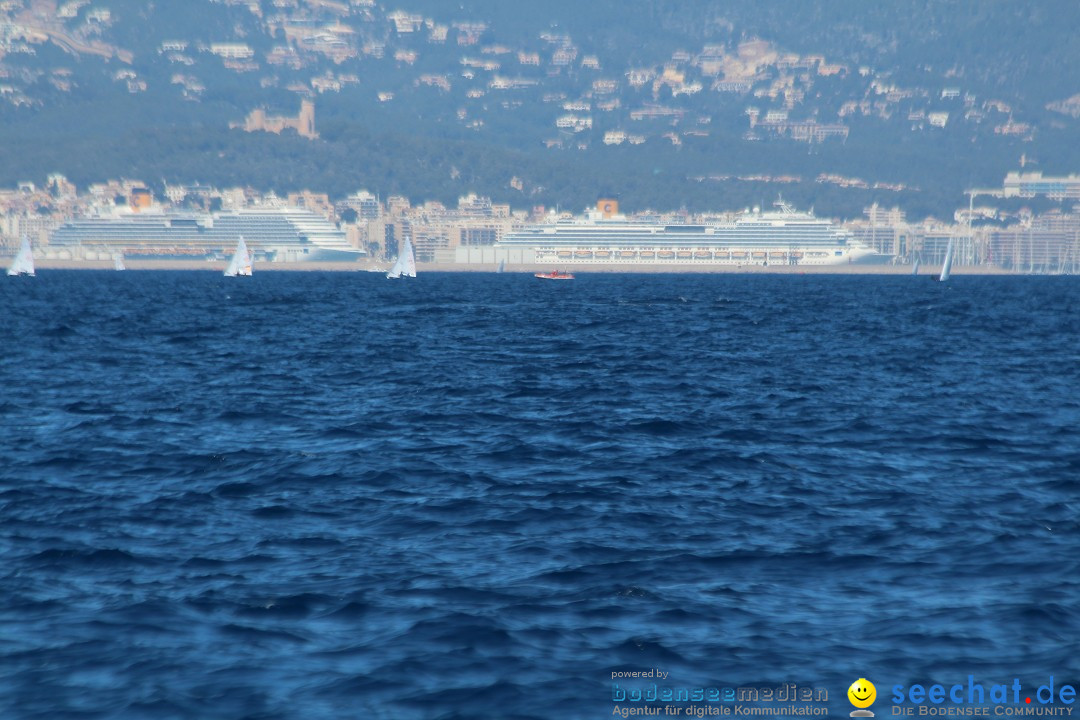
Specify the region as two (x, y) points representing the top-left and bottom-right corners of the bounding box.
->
(912, 257), (920, 275)
(114, 253), (126, 271)
(7, 235), (34, 277)
(497, 258), (505, 273)
(936, 239), (954, 282)
(386, 237), (417, 279)
(224, 236), (252, 277)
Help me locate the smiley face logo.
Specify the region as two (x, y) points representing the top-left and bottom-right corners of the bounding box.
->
(848, 678), (876, 709)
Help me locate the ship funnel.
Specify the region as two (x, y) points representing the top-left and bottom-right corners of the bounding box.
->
(597, 197), (619, 218)
(130, 187), (153, 212)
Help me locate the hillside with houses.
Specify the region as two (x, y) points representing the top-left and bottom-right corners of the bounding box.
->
(1, 0), (1078, 219)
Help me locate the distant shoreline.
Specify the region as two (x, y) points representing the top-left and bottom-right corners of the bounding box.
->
(30, 259), (1021, 275)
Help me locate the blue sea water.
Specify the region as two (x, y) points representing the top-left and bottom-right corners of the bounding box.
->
(1, 270), (1078, 719)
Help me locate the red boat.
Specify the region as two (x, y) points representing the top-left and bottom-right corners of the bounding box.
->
(534, 270), (575, 280)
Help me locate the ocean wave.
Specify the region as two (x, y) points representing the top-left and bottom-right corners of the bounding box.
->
(1, 272), (1078, 718)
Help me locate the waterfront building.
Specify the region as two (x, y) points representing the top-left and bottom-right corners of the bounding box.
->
(988, 210), (1080, 273)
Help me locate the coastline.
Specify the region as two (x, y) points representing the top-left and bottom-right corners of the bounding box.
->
(28, 259), (1021, 275)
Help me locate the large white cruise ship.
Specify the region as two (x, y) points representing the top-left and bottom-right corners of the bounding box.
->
(498, 198), (878, 266)
(49, 207), (364, 262)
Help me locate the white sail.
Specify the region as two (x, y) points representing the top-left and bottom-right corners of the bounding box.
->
(114, 254), (126, 271)
(939, 239), (954, 282)
(497, 259), (505, 273)
(224, 236), (252, 277)
(386, 237), (417, 279)
(912, 258), (920, 275)
(7, 235), (34, 277)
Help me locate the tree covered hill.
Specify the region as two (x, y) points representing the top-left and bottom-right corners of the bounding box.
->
(0, 0), (1077, 220)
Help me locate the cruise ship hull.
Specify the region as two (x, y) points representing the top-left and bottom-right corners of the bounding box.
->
(531, 245), (879, 266)
(118, 247), (363, 263)
(49, 208), (365, 263)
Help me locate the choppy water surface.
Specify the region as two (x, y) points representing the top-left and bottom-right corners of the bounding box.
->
(1, 271), (1078, 719)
